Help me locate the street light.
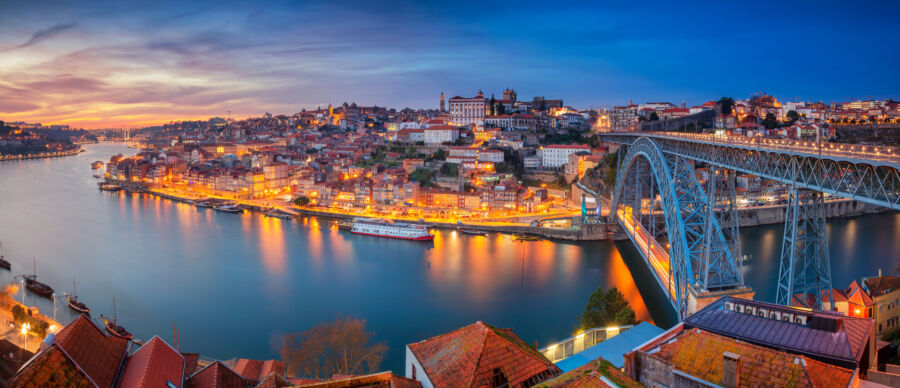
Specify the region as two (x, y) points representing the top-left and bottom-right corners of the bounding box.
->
(21, 322), (29, 348)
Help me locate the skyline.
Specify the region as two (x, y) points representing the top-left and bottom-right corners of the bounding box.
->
(1, 0), (899, 128)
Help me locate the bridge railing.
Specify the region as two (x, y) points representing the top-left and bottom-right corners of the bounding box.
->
(538, 325), (633, 363)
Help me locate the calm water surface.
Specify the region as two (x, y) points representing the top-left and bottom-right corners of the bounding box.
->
(0, 143), (896, 372)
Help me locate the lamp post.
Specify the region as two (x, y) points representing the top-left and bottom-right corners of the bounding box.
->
(21, 322), (29, 349)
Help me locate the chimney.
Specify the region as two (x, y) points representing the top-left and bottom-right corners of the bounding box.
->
(723, 352), (741, 388)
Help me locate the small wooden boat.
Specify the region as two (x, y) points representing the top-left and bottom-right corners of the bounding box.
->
(67, 278), (90, 315)
(461, 229), (487, 236)
(214, 203), (244, 213)
(194, 199), (215, 208)
(24, 257), (53, 297)
(0, 242), (11, 270)
(337, 220), (353, 230)
(104, 298), (132, 340)
(98, 183), (122, 191)
(513, 234), (540, 241)
(91, 161), (104, 169)
(265, 209), (293, 219)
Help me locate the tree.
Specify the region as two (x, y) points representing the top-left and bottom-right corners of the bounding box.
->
(578, 287), (636, 331)
(762, 113), (778, 129)
(649, 112), (659, 121)
(280, 315), (387, 378)
(718, 97), (735, 115)
(554, 175), (569, 187)
(489, 96), (496, 115)
(786, 110), (800, 123)
(440, 162), (459, 177)
(294, 196), (310, 206)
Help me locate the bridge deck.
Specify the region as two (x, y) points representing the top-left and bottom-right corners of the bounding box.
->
(603, 131), (900, 168)
(616, 208), (675, 304)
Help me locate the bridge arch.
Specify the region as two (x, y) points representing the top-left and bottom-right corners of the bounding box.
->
(609, 137), (742, 317)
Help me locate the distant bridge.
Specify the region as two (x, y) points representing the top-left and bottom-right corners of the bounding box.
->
(599, 132), (900, 319)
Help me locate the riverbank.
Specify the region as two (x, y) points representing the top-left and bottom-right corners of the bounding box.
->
(0, 147), (83, 161)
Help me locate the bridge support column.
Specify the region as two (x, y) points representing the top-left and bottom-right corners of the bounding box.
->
(775, 187), (834, 309)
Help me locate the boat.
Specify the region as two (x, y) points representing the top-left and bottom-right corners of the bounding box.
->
(194, 199), (215, 208)
(350, 218), (434, 241)
(103, 298), (133, 340)
(24, 257), (53, 297)
(265, 209), (293, 220)
(98, 183), (122, 191)
(213, 203), (244, 213)
(67, 279), (90, 315)
(91, 161), (104, 169)
(337, 220), (353, 230)
(461, 229), (487, 236)
(0, 242), (10, 270)
(513, 234), (540, 241)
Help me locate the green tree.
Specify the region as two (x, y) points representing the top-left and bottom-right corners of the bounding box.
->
(762, 113), (778, 129)
(554, 175), (569, 187)
(578, 287), (636, 331)
(489, 96), (496, 115)
(718, 97), (735, 115)
(11, 305), (24, 323)
(649, 112), (659, 121)
(786, 110), (800, 122)
(294, 196), (310, 206)
(440, 163), (459, 177)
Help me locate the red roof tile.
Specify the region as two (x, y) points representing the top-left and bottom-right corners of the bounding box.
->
(54, 314), (129, 388)
(407, 321), (560, 388)
(10, 344), (93, 387)
(654, 329), (854, 387)
(119, 336), (185, 388)
(186, 361), (246, 388)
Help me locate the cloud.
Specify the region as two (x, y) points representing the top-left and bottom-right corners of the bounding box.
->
(4, 23), (77, 51)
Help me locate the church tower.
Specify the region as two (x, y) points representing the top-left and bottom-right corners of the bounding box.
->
(440, 92), (445, 112)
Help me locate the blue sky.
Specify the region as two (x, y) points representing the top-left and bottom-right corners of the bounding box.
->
(0, 0), (897, 127)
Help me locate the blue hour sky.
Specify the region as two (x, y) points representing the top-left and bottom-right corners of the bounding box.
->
(0, 0), (897, 128)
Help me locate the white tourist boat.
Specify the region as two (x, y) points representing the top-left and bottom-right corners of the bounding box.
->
(350, 218), (434, 241)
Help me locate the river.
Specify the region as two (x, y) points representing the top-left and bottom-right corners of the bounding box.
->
(0, 143), (896, 373)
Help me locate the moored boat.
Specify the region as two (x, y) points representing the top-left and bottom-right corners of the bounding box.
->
(104, 319), (133, 340)
(67, 278), (90, 315)
(214, 203), (244, 213)
(23, 257), (53, 297)
(91, 161), (104, 169)
(350, 218), (433, 241)
(461, 229), (487, 236)
(265, 209), (293, 219)
(513, 234), (540, 241)
(194, 199), (215, 208)
(98, 183), (122, 191)
(0, 242), (10, 270)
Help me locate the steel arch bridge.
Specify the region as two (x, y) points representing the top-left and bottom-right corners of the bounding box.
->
(601, 132), (900, 319)
(609, 137), (745, 318)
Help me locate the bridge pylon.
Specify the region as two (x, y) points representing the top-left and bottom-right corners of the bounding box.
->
(775, 187), (834, 309)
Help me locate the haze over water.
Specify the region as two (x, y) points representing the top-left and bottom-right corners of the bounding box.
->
(0, 143), (897, 372)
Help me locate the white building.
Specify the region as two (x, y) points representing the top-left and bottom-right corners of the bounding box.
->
(523, 155), (541, 169)
(540, 144), (592, 168)
(449, 92), (487, 127)
(423, 126), (459, 144)
(478, 149), (504, 163)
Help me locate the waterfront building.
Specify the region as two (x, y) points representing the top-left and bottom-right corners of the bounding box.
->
(539, 144), (592, 168)
(405, 321), (561, 388)
(449, 92), (487, 127)
(864, 274), (900, 336)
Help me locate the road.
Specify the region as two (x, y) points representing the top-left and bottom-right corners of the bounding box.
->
(617, 208), (674, 301)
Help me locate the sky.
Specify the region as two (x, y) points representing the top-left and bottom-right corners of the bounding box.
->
(0, 0), (898, 129)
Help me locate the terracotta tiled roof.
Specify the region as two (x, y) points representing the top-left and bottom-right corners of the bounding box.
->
(846, 280), (875, 308)
(536, 358), (641, 388)
(181, 353), (200, 380)
(186, 361), (246, 388)
(10, 344), (93, 388)
(864, 275), (900, 298)
(54, 314), (129, 388)
(232, 358), (283, 382)
(407, 321), (560, 388)
(255, 372), (294, 388)
(295, 371), (422, 388)
(118, 336), (185, 388)
(653, 329), (854, 387)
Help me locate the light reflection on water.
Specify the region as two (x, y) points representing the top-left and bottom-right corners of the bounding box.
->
(0, 143), (896, 373)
